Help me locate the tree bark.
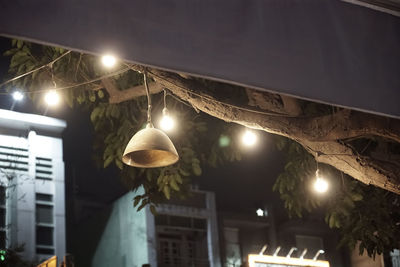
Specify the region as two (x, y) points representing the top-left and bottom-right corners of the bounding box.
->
(101, 78), (163, 104)
(121, 65), (400, 194)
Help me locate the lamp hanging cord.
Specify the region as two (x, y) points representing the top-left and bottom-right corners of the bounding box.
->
(163, 89), (167, 109)
(144, 71), (152, 125)
(50, 63), (57, 88)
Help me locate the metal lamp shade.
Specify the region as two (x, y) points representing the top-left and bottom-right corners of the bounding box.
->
(122, 126), (179, 168)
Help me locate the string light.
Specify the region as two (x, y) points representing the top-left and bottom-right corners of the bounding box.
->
(12, 91), (24, 101)
(159, 90), (175, 132)
(242, 129), (257, 147)
(101, 55), (117, 68)
(314, 169), (328, 193)
(44, 90), (60, 106)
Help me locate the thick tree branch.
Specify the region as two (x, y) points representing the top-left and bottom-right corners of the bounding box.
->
(125, 66), (400, 194)
(292, 110), (400, 144)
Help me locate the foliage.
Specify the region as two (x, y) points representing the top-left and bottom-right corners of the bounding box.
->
(273, 136), (400, 257)
(2, 40), (243, 212)
(3, 40), (400, 257)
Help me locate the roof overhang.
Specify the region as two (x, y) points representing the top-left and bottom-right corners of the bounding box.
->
(1, 1), (399, 118)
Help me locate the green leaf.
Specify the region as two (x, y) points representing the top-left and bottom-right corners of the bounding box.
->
(98, 90), (104, 98)
(170, 179), (180, 191)
(104, 155), (113, 168)
(133, 196), (141, 207)
(179, 169), (190, 177)
(90, 107), (102, 122)
(329, 214), (336, 228)
(150, 205), (157, 215)
(115, 159), (123, 170)
(351, 193), (363, 202)
(192, 163), (202, 176)
(16, 40), (23, 49)
(163, 186), (171, 199)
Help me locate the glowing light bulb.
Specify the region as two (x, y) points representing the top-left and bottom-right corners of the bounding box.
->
(314, 170), (328, 193)
(44, 90), (60, 106)
(242, 129), (257, 147)
(101, 54), (116, 68)
(159, 108), (175, 132)
(12, 91), (24, 101)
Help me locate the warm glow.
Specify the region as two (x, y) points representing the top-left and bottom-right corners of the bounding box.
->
(248, 254), (330, 267)
(44, 90), (60, 106)
(101, 55), (117, 68)
(242, 129), (257, 147)
(314, 177), (329, 193)
(160, 115), (175, 132)
(12, 91), (24, 101)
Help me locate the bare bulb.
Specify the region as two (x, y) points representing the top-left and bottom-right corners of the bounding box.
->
(314, 175), (328, 193)
(242, 129), (257, 147)
(160, 115), (175, 132)
(101, 55), (116, 68)
(44, 90), (60, 106)
(159, 108), (175, 132)
(13, 91), (24, 101)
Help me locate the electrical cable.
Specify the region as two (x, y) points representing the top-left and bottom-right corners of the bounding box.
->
(0, 66), (130, 95)
(0, 51), (71, 88)
(143, 70), (152, 124)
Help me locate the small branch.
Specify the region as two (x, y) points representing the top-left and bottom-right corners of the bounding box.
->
(101, 78), (164, 104)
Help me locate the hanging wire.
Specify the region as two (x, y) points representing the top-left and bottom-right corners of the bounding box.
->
(50, 63), (57, 88)
(163, 89), (167, 109)
(0, 51), (71, 88)
(315, 152), (320, 176)
(0, 66), (130, 95)
(143, 70), (152, 125)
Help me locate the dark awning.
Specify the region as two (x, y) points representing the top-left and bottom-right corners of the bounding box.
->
(1, 1), (399, 117)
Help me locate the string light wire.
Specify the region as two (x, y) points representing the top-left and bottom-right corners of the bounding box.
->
(0, 51), (71, 88)
(0, 66), (130, 96)
(143, 70), (152, 125)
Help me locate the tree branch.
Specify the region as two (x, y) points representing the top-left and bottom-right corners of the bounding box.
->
(126, 66), (400, 194)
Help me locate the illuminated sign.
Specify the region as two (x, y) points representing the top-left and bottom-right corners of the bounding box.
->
(37, 256), (57, 267)
(248, 254), (330, 267)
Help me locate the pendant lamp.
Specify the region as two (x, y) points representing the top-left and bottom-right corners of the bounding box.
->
(122, 71), (179, 168)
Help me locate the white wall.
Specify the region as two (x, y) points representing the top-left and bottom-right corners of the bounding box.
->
(0, 109), (66, 263)
(92, 189), (150, 267)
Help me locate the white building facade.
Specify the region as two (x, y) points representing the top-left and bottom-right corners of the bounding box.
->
(91, 188), (221, 267)
(0, 109), (66, 263)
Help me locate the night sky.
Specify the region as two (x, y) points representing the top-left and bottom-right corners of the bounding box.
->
(0, 36), (288, 225)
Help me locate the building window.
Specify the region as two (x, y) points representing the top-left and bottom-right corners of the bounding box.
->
(155, 215), (209, 267)
(36, 193), (54, 255)
(0, 145), (29, 173)
(0, 187), (6, 249)
(35, 157), (53, 180)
